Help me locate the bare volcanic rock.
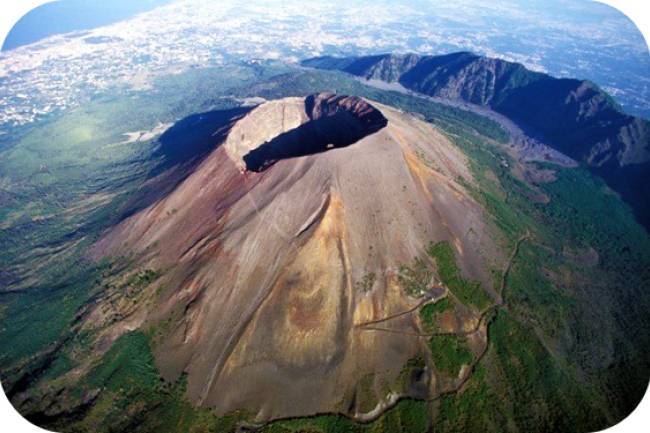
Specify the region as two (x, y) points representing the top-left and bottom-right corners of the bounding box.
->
(90, 93), (496, 420)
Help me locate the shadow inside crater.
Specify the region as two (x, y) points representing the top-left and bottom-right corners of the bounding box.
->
(242, 104), (387, 172)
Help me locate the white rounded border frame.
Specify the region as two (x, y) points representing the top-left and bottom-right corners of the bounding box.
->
(0, 1), (647, 432)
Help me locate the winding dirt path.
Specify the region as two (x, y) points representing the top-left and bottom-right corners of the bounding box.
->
(355, 289), (443, 328)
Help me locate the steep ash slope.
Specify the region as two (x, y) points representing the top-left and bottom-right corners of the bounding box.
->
(90, 93), (497, 420)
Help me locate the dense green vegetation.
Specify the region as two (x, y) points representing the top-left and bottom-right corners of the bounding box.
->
(426, 241), (491, 310)
(419, 298), (452, 333)
(0, 262), (102, 370)
(428, 335), (473, 377)
(432, 363), (502, 431)
(432, 311), (608, 433)
(85, 331), (158, 391)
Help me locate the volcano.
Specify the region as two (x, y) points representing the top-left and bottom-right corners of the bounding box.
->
(89, 93), (497, 421)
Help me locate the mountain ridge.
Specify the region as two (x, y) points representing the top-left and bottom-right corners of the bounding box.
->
(303, 52), (650, 228)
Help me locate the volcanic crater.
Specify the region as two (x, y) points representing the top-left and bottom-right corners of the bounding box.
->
(225, 93), (388, 171)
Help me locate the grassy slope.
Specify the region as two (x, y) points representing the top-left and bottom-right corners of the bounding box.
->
(426, 241), (491, 310)
(1, 65), (648, 433)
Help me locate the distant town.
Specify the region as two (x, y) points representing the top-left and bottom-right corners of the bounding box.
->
(0, 0), (647, 131)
